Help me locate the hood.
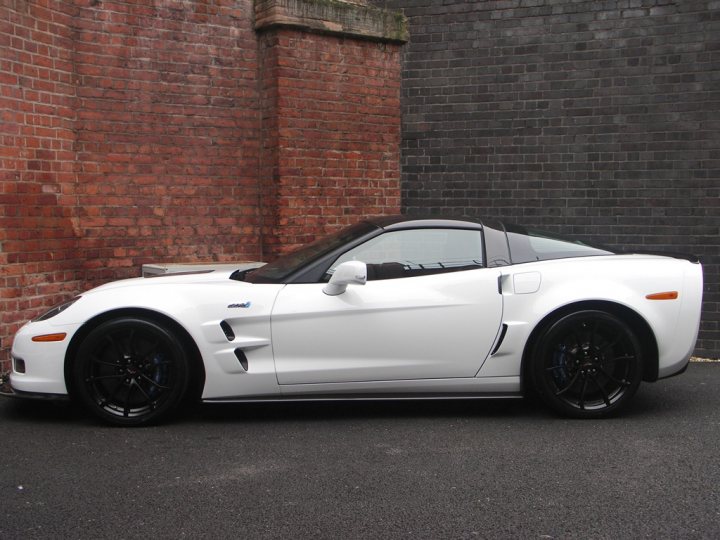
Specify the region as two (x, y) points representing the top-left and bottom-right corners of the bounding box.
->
(85, 262), (265, 295)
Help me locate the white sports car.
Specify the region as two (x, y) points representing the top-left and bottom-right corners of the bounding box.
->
(4, 217), (703, 425)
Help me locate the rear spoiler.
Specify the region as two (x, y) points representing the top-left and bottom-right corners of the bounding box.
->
(622, 250), (700, 264)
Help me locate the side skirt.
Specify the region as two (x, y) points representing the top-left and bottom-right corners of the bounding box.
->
(203, 393), (523, 404)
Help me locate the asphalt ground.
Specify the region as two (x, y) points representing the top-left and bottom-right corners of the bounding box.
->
(0, 363), (718, 540)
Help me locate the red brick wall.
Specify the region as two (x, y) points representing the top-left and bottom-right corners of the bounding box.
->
(0, 1), (82, 351)
(0, 0), (403, 370)
(258, 28), (402, 256)
(72, 0), (262, 284)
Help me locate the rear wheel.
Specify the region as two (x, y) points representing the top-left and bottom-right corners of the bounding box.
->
(531, 310), (643, 418)
(72, 317), (190, 426)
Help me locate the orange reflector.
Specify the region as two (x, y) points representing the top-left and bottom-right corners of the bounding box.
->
(646, 291), (678, 301)
(31, 333), (67, 342)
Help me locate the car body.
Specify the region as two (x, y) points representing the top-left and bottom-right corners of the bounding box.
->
(5, 216), (703, 425)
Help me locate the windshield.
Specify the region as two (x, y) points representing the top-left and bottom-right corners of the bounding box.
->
(241, 221), (378, 283)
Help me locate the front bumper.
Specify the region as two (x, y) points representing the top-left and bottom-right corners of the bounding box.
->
(9, 320), (73, 396)
(0, 372), (68, 401)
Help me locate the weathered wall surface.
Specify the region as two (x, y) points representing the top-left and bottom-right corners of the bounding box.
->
(258, 28), (402, 256)
(383, 0), (719, 356)
(1, 0), (264, 360)
(1, 1), (83, 349)
(0, 0), (405, 367)
(72, 0), (263, 285)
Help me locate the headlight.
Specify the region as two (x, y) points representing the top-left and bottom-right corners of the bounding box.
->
(34, 296), (82, 322)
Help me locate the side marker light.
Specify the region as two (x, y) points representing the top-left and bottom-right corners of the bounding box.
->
(645, 291), (678, 300)
(31, 333), (67, 342)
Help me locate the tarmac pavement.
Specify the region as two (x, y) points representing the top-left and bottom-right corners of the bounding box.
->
(0, 363), (718, 539)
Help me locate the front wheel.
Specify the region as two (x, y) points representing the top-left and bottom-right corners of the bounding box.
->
(531, 310), (643, 418)
(71, 317), (190, 426)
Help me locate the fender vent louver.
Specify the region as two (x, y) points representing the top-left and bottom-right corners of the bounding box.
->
(234, 348), (249, 371)
(220, 320), (235, 341)
(491, 324), (508, 356)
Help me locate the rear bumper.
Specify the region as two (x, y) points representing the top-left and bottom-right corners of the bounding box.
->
(657, 356), (691, 380)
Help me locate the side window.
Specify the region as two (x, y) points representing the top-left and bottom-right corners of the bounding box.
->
(505, 225), (613, 264)
(327, 229), (485, 280)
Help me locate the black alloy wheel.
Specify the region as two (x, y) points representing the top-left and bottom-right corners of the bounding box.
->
(72, 317), (190, 426)
(532, 310), (643, 418)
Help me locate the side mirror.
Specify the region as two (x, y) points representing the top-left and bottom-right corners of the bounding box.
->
(323, 261), (367, 296)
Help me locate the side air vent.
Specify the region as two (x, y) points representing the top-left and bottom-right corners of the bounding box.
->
(490, 324), (508, 356)
(220, 320), (235, 341)
(234, 348), (249, 371)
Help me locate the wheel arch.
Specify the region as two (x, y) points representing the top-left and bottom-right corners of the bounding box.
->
(64, 308), (206, 403)
(520, 300), (659, 393)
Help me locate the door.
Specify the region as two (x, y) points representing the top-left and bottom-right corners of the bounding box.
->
(270, 228), (503, 384)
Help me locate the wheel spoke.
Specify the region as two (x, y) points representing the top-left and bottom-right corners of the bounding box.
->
(138, 372), (170, 390)
(588, 320), (600, 351)
(569, 326), (585, 350)
(91, 356), (121, 368)
(591, 373), (611, 407)
(578, 377), (588, 410)
(126, 329), (137, 357)
(88, 374), (125, 382)
(598, 366), (631, 387)
(124, 380), (137, 417)
(555, 370), (580, 396)
(105, 334), (125, 364)
(133, 381), (155, 410)
(602, 354), (635, 364)
(98, 378), (126, 408)
(599, 334), (622, 353)
(546, 364), (568, 372)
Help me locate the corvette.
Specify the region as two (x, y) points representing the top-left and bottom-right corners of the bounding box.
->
(5, 216), (703, 425)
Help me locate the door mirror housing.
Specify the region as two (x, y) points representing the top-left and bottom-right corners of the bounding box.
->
(323, 261), (367, 296)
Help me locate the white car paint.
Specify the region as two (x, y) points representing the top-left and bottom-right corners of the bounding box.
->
(271, 268), (502, 385)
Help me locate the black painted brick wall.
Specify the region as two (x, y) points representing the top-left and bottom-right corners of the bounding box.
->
(379, 0), (720, 357)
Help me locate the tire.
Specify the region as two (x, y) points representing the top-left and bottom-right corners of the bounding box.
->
(71, 317), (190, 426)
(531, 310), (643, 419)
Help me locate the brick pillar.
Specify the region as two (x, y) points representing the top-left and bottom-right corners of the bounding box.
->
(255, 0), (407, 257)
